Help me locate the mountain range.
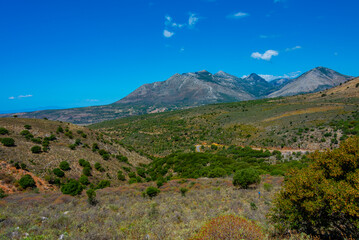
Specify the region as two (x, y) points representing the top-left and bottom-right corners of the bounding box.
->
(0, 67), (353, 124)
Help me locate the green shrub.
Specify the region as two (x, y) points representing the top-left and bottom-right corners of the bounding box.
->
(19, 174), (36, 189)
(83, 167), (92, 176)
(233, 168), (260, 189)
(31, 145), (42, 153)
(79, 159), (91, 168)
(94, 162), (105, 172)
(117, 171), (126, 181)
(128, 178), (137, 184)
(68, 144), (76, 150)
(59, 161), (70, 171)
(24, 124), (32, 130)
(180, 187), (188, 197)
(156, 179), (164, 188)
(92, 143), (99, 152)
(86, 189), (97, 205)
(1, 138), (15, 147)
(20, 130), (33, 140)
(96, 180), (110, 189)
(263, 183), (273, 191)
(128, 172), (136, 178)
(79, 175), (90, 185)
(146, 186), (160, 199)
(31, 137), (42, 144)
(53, 168), (65, 178)
(0, 188), (7, 198)
(61, 179), (83, 196)
(56, 126), (64, 133)
(270, 137), (359, 238)
(0, 127), (9, 135)
(208, 167), (227, 178)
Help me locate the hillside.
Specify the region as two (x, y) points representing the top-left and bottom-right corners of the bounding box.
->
(91, 77), (359, 156)
(0, 67), (352, 125)
(0, 118), (149, 193)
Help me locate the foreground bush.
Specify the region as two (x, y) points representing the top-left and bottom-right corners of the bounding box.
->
(146, 186), (160, 199)
(1, 138), (15, 147)
(269, 136), (359, 239)
(190, 215), (265, 240)
(19, 174), (36, 189)
(61, 179), (83, 196)
(0, 127), (9, 135)
(233, 168), (260, 188)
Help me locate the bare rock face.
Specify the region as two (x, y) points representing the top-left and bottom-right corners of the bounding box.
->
(117, 70), (256, 106)
(268, 67), (352, 98)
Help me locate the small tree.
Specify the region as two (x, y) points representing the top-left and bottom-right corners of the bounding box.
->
(0, 127), (9, 135)
(1, 138), (15, 147)
(56, 126), (64, 133)
(53, 168), (65, 178)
(61, 179), (83, 196)
(146, 186), (160, 199)
(59, 161), (70, 171)
(79, 175), (90, 185)
(86, 189), (97, 205)
(31, 145), (42, 154)
(83, 166), (92, 176)
(233, 168), (260, 189)
(19, 174), (36, 189)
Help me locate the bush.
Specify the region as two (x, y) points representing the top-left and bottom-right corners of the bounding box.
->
(79, 175), (90, 185)
(31, 145), (42, 153)
(20, 130), (33, 140)
(189, 215), (264, 240)
(24, 124), (32, 130)
(146, 186), (160, 199)
(79, 159), (91, 168)
(117, 171), (126, 181)
(61, 179), (83, 196)
(269, 137), (359, 239)
(233, 168), (260, 189)
(53, 168), (65, 178)
(96, 180), (110, 189)
(86, 189), (97, 205)
(68, 144), (76, 150)
(94, 162), (105, 172)
(19, 174), (36, 189)
(180, 187), (188, 197)
(83, 167), (92, 176)
(56, 126), (64, 133)
(156, 179), (164, 188)
(0, 188), (7, 198)
(263, 183), (273, 191)
(208, 167), (227, 178)
(0, 127), (9, 135)
(59, 161), (70, 171)
(1, 138), (15, 147)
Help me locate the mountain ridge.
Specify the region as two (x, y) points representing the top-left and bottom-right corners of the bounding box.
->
(0, 67), (353, 125)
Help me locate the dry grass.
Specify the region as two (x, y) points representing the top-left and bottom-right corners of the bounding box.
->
(0, 176), (282, 240)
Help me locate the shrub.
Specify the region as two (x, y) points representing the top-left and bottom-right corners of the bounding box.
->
(86, 189), (97, 205)
(180, 187), (188, 197)
(233, 168), (260, 189)
(19, 174), (36, 189)
(0, 188), (7, 198)
(156, 179), (164, 188)
(208, 167), (227, 178)
(189, 215), (265, 240)
(146, 186), (160, 199)
(263, 183), (273, 191)
(96, 180), (110, 189)
(53, 168), (65, 178)
(269, 136), (359, 239)
(31, 137), (42, 144)
(31, 145), (42, 153)
(128, 178), (137, 184)
(79, 159), (91, 168)
(92, 143), (99, 152)
(20, 130), (33, 140)
(1, 138), (15, 147)
(0, 127), (9, 135)
(59, 161), (70, 171)
(83, 167), (92, 176)
(24, 124), (32, 130)
(68, 144), (76, 150)
(56, 126), (64, 133)
(79, 175), (90, 185)
(117, 171), (126, 181)
(61, 179), (83, 196)
(102, 154), (110, 160)
(94, 162), (105, 172)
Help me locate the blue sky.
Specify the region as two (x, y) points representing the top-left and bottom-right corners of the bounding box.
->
(1, 0), (358, 113)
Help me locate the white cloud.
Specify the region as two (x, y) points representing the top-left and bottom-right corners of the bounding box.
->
(229, 12), (249, 19)
(8, 94), (33, 100)
(285, 46), (302, 51)
(259, 71), (302, 81)
(163, 30), (174, 38)
(251, 50), (279, 61)
(180, 47), (185, 52)
(188, 13), (199, 27)
(18, 94), (33, 98)
(86, 99), (99, 102)
(165, 15), (185, 28)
